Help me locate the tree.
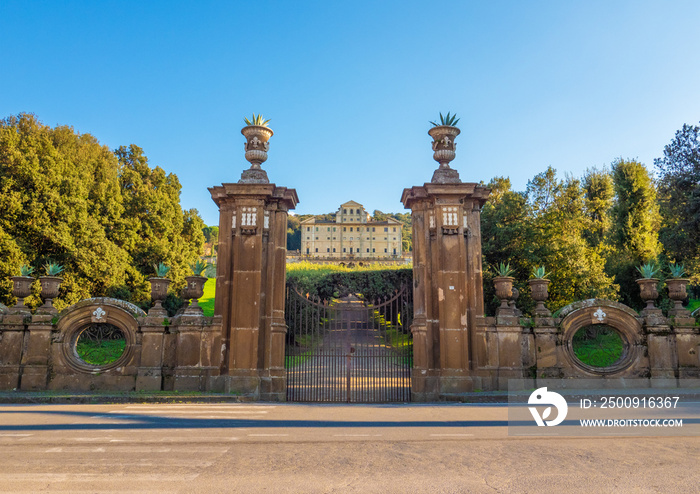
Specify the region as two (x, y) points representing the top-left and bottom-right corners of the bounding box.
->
(582, 167), (614, 250)
(0, 114), (204, 309)
(608, 159), (662, 308)
(655, 122), (700, 282)
(202, 225), (219, 254)
(114, 144), (204, 291)
(481, 170), (617, 315)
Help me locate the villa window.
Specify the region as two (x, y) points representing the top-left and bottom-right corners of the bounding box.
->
(384, 227), (388, 232)
(315, 248), (318, 253)
(343, 209), (347, 214)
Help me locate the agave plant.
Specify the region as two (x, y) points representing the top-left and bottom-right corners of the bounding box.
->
(668, 262), (686, 278)
(494, 262), (514, 277)
(43, 261), (64, 276)
(531, 266), (550, 279)
(429, 112), (460, 127)
(243, 113), (271, 127)
(190, 259), (208, 276)
(19, 264), (35, 276)
(636, 261), (659, 279)
(153, 262), (171, 278)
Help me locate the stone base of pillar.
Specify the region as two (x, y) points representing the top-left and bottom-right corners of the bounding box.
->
(19, 365), (48, 390)
(0, 366), (21, 390)
(649, 377), (678, 388)
(411, 371), (440, 402)
(173, 367), (217, 392)
(260, 371), (287, 402)
(439, 370), (477, 399)
(223, 371), (261, 400)
(135, 367), (162, 391)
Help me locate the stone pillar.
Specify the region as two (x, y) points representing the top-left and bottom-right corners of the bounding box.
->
(209, 127), (297, 400)
(136, 315), (167, 391)
(170, 311), (222, 391)
(645, 312), (677, 386)
(0, 313), (27, 390)
(533, 323), (560, 381)
(19, 314), (54, 390)
(674, 321), (700, 380)
(401, 144), (490, 399)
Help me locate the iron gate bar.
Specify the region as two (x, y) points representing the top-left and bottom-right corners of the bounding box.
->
(285, 285), (412, 403)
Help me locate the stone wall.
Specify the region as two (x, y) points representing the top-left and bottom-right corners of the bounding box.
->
(470, 298), (700, 395)
(0, 298), (223, 392)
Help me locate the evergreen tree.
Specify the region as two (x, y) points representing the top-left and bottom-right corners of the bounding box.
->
(0, 114), (204, 309)
(655, 122), (700, 283)
(608, 159), (662, 308)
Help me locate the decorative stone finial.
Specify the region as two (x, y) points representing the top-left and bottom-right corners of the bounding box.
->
(239, 114), (273, 184)
(428, 114), (462, 183)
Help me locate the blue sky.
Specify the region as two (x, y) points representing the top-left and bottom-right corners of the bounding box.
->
(2, 1), (699, 226)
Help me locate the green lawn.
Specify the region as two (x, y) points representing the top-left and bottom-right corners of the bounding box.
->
(199, 278), (216, 316)
(77, 339), (126, 366)
(572, 326), (624, 367)
(687, 298), (700, 314)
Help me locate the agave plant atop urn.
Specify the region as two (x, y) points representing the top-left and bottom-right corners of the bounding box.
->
(429, 112), (461, 184)
(666, 262), (690, 317)
(635, 261), (660, 313)
(182, 259), (208, 312)
(240, 113), (273, 184)
(528, 265), (551, 316)
(39, 261), (64, 312)
(149, 262), (171, 315)
(11, 264), (35, 313)
(493, 262), (515, 315)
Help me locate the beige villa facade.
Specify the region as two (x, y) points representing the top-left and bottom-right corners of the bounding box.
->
(300, 201), (403, 259)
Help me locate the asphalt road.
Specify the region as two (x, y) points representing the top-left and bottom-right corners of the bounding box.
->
(0, 402), (698, 493)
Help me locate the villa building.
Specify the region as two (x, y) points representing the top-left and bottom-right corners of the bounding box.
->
(300, 201), (403, 259)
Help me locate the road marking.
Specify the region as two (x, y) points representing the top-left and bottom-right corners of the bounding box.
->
(332, 434), (383, 437)
(109, 410), (268, 415)
(429, 434), (475, 437)
(123, 405), (277, 409)
(0, 473), (200, 482)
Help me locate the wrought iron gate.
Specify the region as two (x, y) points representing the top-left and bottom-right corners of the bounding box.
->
(285, 286), (412, 402)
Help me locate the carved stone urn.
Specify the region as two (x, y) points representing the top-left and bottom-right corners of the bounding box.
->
(666, 278), (690, 315)
(636, 278), (659, 311)
(11, 276), (34, 311)
(240, 125), (273, 184)
(149, 277), (170, 313)
(182, 275), (207, 308)
(528, 278), (551, 316)
(428, 125), (461, 184)
(39, 276), (63, 311)
(493, 276), (514, 310)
